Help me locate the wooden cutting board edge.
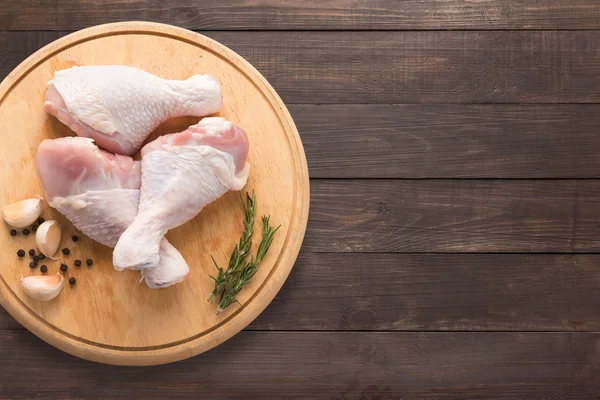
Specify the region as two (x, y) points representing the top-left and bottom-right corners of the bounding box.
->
(0, 21), (310, 366)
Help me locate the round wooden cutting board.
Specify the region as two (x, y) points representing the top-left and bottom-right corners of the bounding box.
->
(0, 22), (309, 365)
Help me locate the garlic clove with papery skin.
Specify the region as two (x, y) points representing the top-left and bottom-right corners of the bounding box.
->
(36, 220), (61, 258)
(2, 197), (42, 228)
(20, 273), (64, 301)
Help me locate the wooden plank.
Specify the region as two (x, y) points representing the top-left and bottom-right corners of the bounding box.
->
(294, 104), (600, 178)
(305, 180), (600, 253)
(250, 253), (600, 331)
(5, 253), (600, 332)
(1, 31), (599, 180)
(4, 254), (600, 332)
(5, 180), (600, 256)
(2, 0), (600, 31)
(0, 253), (600, 331)
(0, 330), (598, 398)
(2, 31), (600, 104)
(0, 308), (18, 330)
(0, 31), (59, 77)
(206, 30), (600, 104)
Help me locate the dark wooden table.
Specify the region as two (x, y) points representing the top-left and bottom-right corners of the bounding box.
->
(2, 1), (600, 398)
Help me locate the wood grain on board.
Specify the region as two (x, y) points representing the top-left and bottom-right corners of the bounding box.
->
(0, 22), (308, 365)
(1, 330), (599, 399)
(305, 179), (600, 253)
(3, 253), (600, 332)
(2, 0), (600, 31)
(1, 31), (600, 104)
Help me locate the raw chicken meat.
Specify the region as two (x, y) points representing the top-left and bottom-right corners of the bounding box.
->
(43, 65), (222, 155)
(36, 137), (189, 288)
(113, 117), (250, 270)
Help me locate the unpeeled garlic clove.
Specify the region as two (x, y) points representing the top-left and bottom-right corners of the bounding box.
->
(36, 220), (61, 258)
(2, 197), (42, 228)
(20, 273), (64, 301)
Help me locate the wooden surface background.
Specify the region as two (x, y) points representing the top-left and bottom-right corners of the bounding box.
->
(2, 1), (600, 398)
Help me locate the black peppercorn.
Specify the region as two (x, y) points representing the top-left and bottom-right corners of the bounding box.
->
(69, 277), (76, 285)
(33, 255), (40, 263)
(62, 248), (70, 255)
(28, 249), (35, 256)
(40, 265), (48, 273)
(9, 229), (17, 236)
(38, 254), (45, 260)
(60, 264), (68, 272)
(86, 259), (93, 267)
(37, 217), (44, 225)
(74, 259), (82, 267)
(32, 224), (38, 232)
(22, 229), (30, 236)
(72, 235), (79, 242)
(17, 249), (25, 257)
(29, 261), (37, 269)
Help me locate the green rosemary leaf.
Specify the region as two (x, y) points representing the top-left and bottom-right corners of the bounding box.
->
(216, 215), (281, 313)
(208, 191), (256, 303)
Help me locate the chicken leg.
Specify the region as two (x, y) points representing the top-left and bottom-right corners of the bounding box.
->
(113, 117), (250, 270)
(36, 137), (189, 288)
(43, 65), (222, 155)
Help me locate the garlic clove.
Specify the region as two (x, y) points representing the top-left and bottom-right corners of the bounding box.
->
(2, 197), (42, 228)
(20, 273), (64, 301)
(36, 220), (61, 258)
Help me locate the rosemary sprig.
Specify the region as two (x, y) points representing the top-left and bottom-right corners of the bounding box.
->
(216, 216), (280, 313)
(208, 191), (256, 303)
(208, 191), (280, 314)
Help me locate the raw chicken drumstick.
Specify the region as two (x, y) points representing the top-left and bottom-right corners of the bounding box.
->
(36, 137), (189, 288)
(43, 65), (222, 155)
(113, 117), (250, 270)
